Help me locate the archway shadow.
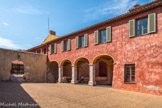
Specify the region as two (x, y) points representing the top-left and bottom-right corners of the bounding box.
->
(0, 82), (40, 108)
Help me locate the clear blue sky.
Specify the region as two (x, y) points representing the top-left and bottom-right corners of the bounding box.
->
(0, 0), (153, 50)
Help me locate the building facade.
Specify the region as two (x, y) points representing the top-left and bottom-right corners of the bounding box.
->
(28, 0), (162, 95)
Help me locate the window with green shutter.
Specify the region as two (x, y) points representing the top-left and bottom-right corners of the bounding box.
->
(129, 19), (135, 37)
(94, 30), (99, 45)
(67, 39), (71, 51)
(40, 48), (42, 54)
(61, 41), (64, 52)
(54, 43), (57, 54)
(148, 13), (156, 33)
(49, 45), (52, 54)
(75, 36), (79, 49)
(84, 33), (88, 47)
(106, 26), (111, 42)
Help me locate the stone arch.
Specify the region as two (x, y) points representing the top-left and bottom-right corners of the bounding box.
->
(92, 54), (114, 85)
(47, 61), (59, 83)
(60, 59), (72, 83)
(74, 57), (90, 84)
(73, 57), (90, 66)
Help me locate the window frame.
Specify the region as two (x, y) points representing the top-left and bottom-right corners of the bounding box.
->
(79, 35), (85, 48)
(99, 29), (107, 44)
(136, 16), (148, 36)
(64, 40), (68, 51)
(124, 64), (135, 84)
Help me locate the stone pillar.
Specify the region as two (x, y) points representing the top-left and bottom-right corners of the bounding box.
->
(108, 65), (111, 84)
(71, 65), (78, 84)
(88, 64), (96, 86)
(58, 66), (63, 83)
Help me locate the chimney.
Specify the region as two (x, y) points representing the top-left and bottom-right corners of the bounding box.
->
(49, 30), (56, 35)
(133, 4), (140, 8)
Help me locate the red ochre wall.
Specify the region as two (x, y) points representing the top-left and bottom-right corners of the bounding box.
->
(29, 7), (162, 95)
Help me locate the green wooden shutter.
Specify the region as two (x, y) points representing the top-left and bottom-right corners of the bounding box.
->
(75, 36), (79, 49)
(94, 30), (99, 45)
(67, 39), (71, 51)
(54, 43), (57, 54)
(49, 45), (52, 54)
(84, 33), (88, 47)
(61, 41), (64, 52)
(148, 13), (156, 33)
(40, 48), (42, 54)
(129, 19), (135, 37)
(106, 26), (112, 42)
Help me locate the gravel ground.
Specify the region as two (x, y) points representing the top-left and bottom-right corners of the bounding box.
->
(0, 83), (162, 108)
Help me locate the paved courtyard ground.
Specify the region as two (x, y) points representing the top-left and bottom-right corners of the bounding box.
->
(0, 83), (162, 108)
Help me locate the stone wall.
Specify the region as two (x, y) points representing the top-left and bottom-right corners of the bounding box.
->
(0, 48), (47, 82)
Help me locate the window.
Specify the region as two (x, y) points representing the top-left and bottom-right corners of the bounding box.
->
(80, 36), (84, 48)
(11, 64), (24, 74)
(44, 48), (46, 54)
(136, 17), (148, 36)
(65, 40), (68, 51)
(51, 44), (54, 54)
(124, 64), (135, 83)
(100, 29), (106, 43)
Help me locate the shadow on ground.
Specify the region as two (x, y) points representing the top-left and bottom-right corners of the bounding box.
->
(0, 82), (40, 108)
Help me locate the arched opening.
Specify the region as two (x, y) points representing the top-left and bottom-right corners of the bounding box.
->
(10, 60), (25, 82)
(75, 57), (89, 84)
(61, 60), (72, 83)
(93, 55), (114, 86)
(47, 61), (58, 83)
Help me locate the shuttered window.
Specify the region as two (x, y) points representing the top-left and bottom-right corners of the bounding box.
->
(49, 45), (52, 54)
(124, 64), (135, 83)
(94, 30), (99, 45)
(84, 33), (88, 47)
(61, 41), (64, 52)
(148, 13), (156, 33)
(129, 13), (156, 37)
(67, 39), (71, 51)
(40, 48), (42, 54)
(129, 19), (135, 37)
(75, 36), (79, 49)
(106, 26), (111, 42)
(54, 43), (57, 54)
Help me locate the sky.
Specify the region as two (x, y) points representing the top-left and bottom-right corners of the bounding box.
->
(0, 0), (154, 50)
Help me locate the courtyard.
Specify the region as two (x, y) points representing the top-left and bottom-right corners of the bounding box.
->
(0, 83), (162, 108)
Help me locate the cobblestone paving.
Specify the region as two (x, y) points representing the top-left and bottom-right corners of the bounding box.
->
(0, 83), (162, 108)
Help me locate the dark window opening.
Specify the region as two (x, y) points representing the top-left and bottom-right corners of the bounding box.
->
(44, 48), (46, 54)
(80, 36), (84, 48)
(11, 64), (24, 74)
(65, 40), (68, 51)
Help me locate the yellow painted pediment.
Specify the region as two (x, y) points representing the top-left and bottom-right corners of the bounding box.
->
(42, 34), (59, 44)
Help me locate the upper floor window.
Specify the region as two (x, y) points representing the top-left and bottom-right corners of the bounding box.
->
(124, 64), (135, 83)
(136, 17), (148, 36)
(64, 40), (68, 51)
(100, 29), (106, 43)
(129, 13), (156, 37)
(80, 36), (84, 48)
(44, 48), (46, 54)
